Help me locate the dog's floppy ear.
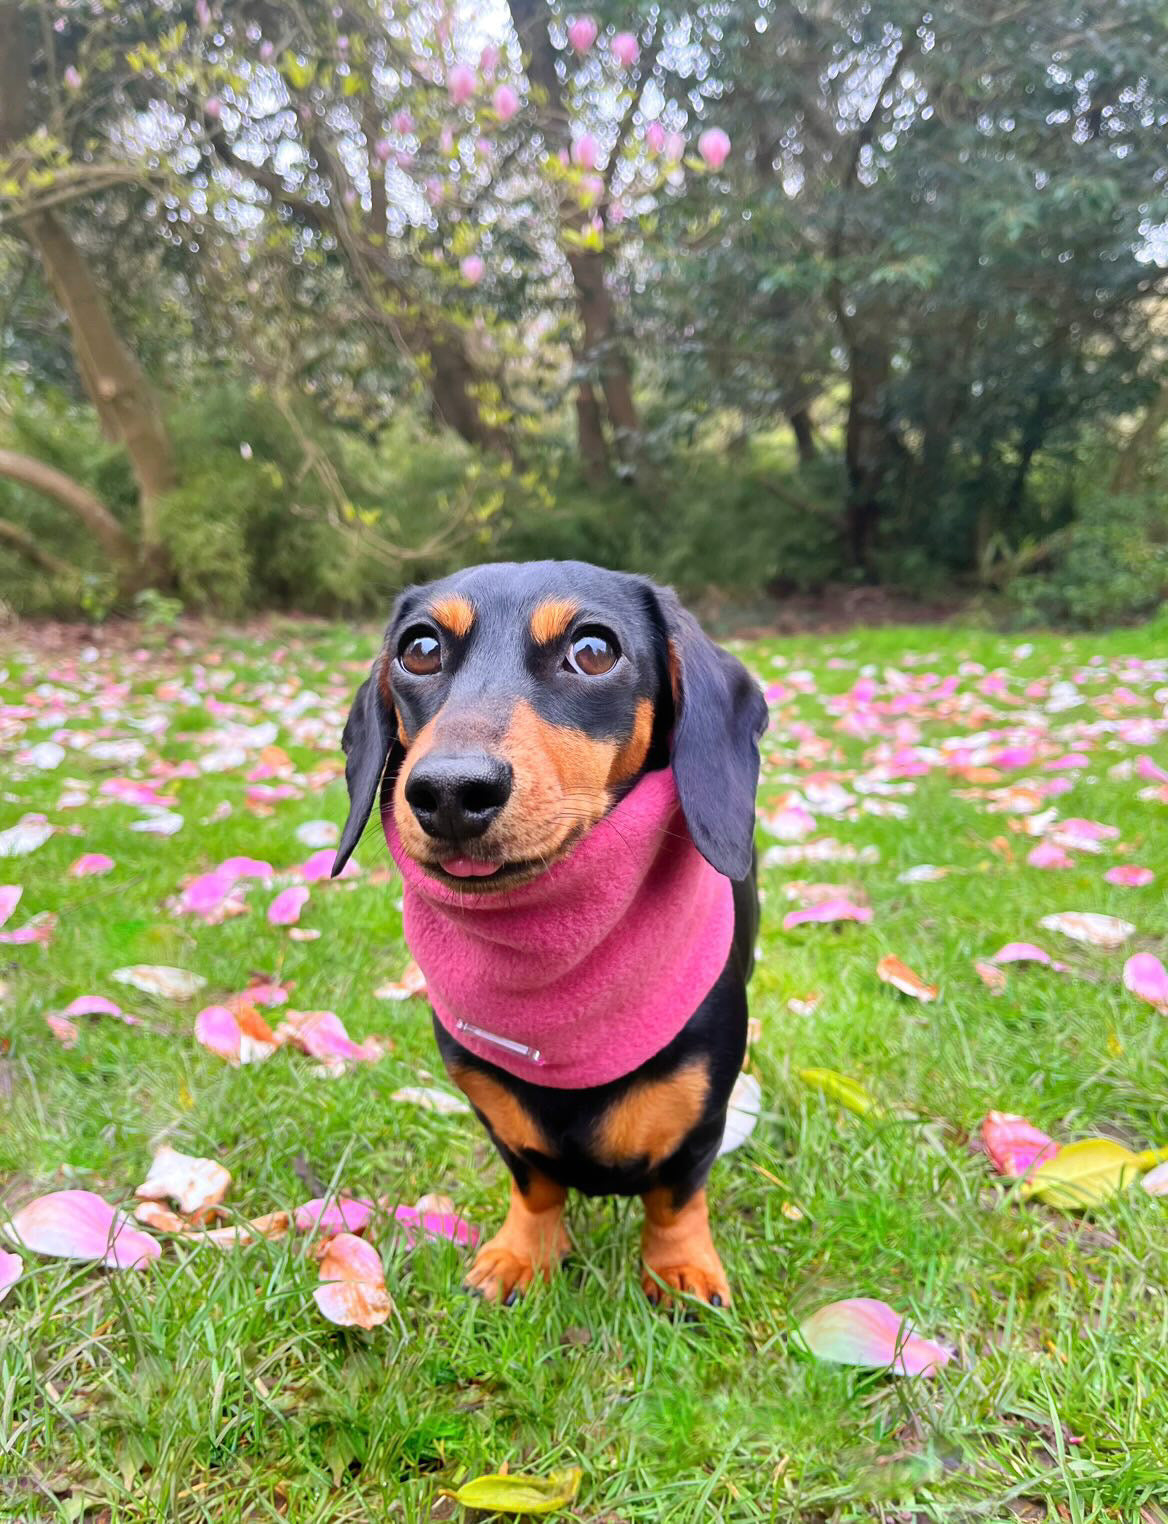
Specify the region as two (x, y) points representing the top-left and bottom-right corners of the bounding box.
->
(645, 583), (768, 882)
(332, 660), (402, 876)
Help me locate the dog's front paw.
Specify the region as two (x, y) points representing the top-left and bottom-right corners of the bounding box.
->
(463, 1224), (569, 1304)
(641, 1254), (731, 1310)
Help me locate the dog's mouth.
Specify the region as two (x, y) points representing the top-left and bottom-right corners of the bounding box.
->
(410, 830), (590, 893)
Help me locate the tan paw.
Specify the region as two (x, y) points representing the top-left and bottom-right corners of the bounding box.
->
(641, 1257), (731, 1310)
(464, 1241), (539, 1304)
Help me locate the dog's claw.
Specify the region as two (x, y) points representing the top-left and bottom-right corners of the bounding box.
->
(709, 1293), (723, 1307)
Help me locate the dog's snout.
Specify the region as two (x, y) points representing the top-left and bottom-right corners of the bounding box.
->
(404, 752), (513, 840)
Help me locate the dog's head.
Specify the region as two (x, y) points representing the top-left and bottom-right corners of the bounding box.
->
(335, 560), (767, 888)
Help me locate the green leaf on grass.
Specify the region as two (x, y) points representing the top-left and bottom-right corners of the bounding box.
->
(444, 1466), (581, 1513)
(1021, 1138), (1142, 1209)
(797, 1068), (886, 1118)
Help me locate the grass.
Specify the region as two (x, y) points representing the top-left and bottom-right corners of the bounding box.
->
(1, 613), (1167, 1522)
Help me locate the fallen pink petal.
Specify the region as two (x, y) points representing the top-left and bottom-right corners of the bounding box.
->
(275, 1009), (384, 1065)
(1027, 841), (1072, 870)
(294, 1197), (376, 1235)
(268, 886), (309, 926)
(4, 1190), (160, 1269)
(68, 853), (115, 877)
(314, 1233), (392, 1328)
(784, 898), (873, 930)
(393, 1203), (479, 1249)
(1104, 865), (1154, 887)
(1123, 953), (1168, 1013)
(982, 1111), (1060, 1177)
(45, 1013), (80, 1047)
(0, 1249), (21, 1302)
(135, 1146), (232, 1215)
(798, 1298), (953, 1376)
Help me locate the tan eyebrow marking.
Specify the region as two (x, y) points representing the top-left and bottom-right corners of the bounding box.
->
(529, 597), (579, 645)
(429, 594), (475, 639)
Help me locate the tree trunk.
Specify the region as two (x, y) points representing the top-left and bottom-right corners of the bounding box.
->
(0, 516), (77, 578)
(428, 336), (514, 457)
(843, 339), (894, 570)
(568, 250), (639, 458)
(1111, 383), (1168, 493)
(788, 406), (818, 465)
(574, 377), (610, 483)
(24, 212), (177, 561)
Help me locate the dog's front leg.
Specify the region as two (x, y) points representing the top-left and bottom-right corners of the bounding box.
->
(464, 1171), (571, 1304)
(640, 1186), (730, 1308)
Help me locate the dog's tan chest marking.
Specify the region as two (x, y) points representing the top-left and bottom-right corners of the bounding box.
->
(594, 1058), (710, 1167)
(451, 1066), (554, 1157)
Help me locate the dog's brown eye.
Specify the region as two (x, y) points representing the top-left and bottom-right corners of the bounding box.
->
(564, 628), (619, 676)
(398, 629), (442, 676)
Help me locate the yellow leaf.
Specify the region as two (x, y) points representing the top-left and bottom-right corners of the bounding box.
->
(1021, 1138), (1142, 1209)
(797, 1068), (885, 1118)
(445, 1467), (582, 1514)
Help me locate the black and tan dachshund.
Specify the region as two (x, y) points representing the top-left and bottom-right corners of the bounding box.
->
(335, 560), (767, 1308)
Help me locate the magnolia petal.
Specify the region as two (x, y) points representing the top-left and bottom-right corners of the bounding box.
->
(1123, 953), (1168, 1014)
(135, 1146), (231, 1215)
(134, 1200), (191, 1233)
(783, 898), (873, 930)
(63, 994), (129, 1020)
(991, 942), (1060, 968)
(1038, 912), (1135, 950)
(313, 1233), (392, 1328)
(1141, 1160), (1168, 1197)
(295, 820), (339, 848)
(113, 965), (207, 1001)
(4, 1190), (160, 1269)
(0, 1249), (22, 1301)
(798, 1298), (952, 1376)
(717, 1071), (762, 1155)
(1027, 841), (1072, 870)
(45, 1014), (80, 1047)
(982, 1111), (1059, 1177)
(393, 1203), (479, 1249)
(876, 955), (938, 1002)
(1104, 864), (1154, 887)
(219, 856), (274, 879)
(0, 885), (22, 928)
(195, 1005), (242, 1063)
(68, 853), (115, 877)
(391, 1085), (471, 1114)
(276, 1009), (382, 1064)
(0, 816), (54, 857)
(973, 960), (1007, 994)
(374, 960), (428, 1001)
(268, 886), (310, 926)
(197, 1211), (291, 1248)
(294, 1197), (376, 1235)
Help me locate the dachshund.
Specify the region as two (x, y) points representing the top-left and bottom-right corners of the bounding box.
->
(335, 560), (767, 1308)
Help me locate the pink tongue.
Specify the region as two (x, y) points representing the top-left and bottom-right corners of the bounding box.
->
(440, 857), (502, 878)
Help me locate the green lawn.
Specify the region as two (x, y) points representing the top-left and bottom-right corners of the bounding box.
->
(2, 614), (1167, 1523)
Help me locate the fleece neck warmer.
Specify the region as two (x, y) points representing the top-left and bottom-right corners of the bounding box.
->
(385, 767), (734, 1089)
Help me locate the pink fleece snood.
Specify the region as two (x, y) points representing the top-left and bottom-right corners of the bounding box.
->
(385, 767), (734, 1088)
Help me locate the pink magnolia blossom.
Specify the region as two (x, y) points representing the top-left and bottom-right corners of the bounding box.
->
(392, 109), (414, 134)
(698, 127), (731, 169)
(567, 15), (598, 53)
(572, 133), (599, 169)
(204, 97), (222, 122)
(493, 84), (519, 121)
(258, 39), (275, 62)
(374, 138), (392, 163)
(460, 254), (485, 284)
(611, 31), (639, 68)
(645, 121), (666, 153)
(479, 45), (499, 74)
(439, 125), (455, 155)
(447, 63), (476, 106)
(663, 130), (686, 162)
(4, 1190), (159, 1270)
(64, 65), (82, 90)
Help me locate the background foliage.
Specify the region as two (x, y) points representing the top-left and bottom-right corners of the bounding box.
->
(1, 0), (1167, 625)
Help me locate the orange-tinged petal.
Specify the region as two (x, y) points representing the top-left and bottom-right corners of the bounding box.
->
(314, 1232), (392, 1328)
(135, 1145), (231, 1215)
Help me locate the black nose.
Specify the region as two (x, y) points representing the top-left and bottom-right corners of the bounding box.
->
(403, 752), (513, 841)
